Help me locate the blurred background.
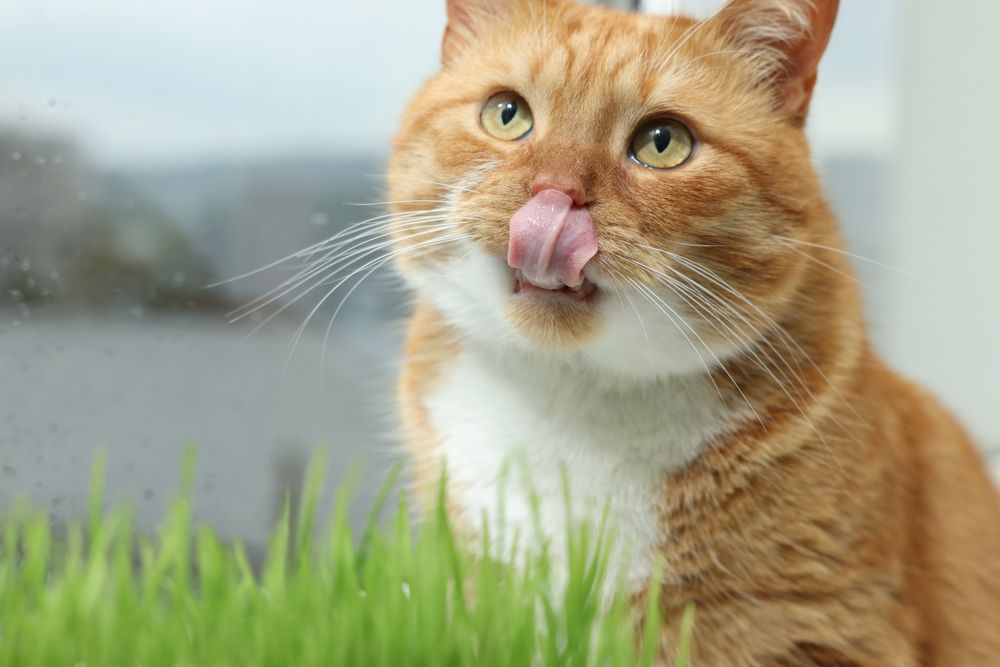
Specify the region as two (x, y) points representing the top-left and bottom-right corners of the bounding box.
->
(2, 0), (997, 555)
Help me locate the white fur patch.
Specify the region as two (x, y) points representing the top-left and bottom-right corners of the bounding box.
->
(424, 345), (734, 589)
(404, 240), (743, 588)
(409, 240), (740, 381)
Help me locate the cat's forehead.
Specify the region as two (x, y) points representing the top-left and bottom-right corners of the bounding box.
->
(472, 8), (727, 119)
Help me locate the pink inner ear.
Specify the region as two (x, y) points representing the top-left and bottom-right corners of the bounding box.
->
(508, 190), (598, 290)
(717, 0), (840, 119)
(784, 0), (839, 77)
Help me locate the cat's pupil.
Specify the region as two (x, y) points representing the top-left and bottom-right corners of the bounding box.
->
(501, 102), (518, 126)
(653, 127), (672, 153)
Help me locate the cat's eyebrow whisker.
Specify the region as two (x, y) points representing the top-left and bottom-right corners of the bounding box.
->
(657, 12), (719, 74)
(684, 48), (756, 66)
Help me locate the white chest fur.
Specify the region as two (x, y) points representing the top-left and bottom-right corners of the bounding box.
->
(424, 347), (733, 589)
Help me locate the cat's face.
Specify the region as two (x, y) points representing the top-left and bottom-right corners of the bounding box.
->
(389, 0), (838, 379)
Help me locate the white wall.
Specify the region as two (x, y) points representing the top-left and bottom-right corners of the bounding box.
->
(885, 0), (1000, 448)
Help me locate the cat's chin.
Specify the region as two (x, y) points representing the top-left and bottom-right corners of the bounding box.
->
(503, 274), (604, 349)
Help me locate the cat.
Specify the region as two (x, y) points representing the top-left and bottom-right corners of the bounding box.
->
(386, 0), (1000, 664)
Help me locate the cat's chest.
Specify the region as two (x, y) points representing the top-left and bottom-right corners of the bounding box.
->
(423, 349), (731, 587)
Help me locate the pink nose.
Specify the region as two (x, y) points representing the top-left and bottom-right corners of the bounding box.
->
(507, 189), (598, 290)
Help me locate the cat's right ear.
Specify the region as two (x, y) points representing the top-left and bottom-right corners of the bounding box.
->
(714, 0), (839, 124)
(442, 0), (503, 63)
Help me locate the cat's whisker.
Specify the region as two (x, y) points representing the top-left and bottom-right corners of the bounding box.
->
(619, 240), (865, 458)
(215, 208), (451, 307)
(298, 209), (455, 266)
(622, 264), (765, 428)
(624, 276), (725, 398)
(229, 218), (455, 324)
(631, 259), (850, 468)
(657, 12), (719, 74)
(684, 48), (756, 66)
(606, 268), (654, 361)
(773, 235), (915, 277)
(385, 173), (482, 195)
(297, 214), (456, 275)
(651, 245), (868, 442)
(234, 223), (458, 343)
(783, 244), (864, 286)
(623, 257), (776, 382)
(317, 234), (471, 388)
(209, 208), (447, 290)
(342, 199), (441, 208)
(284, 232), (466, 369)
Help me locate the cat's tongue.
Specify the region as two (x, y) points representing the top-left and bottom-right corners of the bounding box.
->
(507, 190), (598, 290)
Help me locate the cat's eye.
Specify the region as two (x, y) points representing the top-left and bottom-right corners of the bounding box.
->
(480, 92), (533, 141)
(629, 118), (694, 169)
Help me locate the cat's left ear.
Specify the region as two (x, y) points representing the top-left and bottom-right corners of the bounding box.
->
(442, 0), (510, 64)
(715, 0), (840, 123)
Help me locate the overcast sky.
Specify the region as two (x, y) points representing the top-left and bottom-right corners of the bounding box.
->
(0, 0), (898, 167)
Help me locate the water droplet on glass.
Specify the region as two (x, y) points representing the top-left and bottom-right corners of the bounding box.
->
(11, 152), (21, 161)
(20, 258), (30, 272)
(35, 156), (46, 165)
(53, 154), (64, 164)
(172, 271), (186, 287)
(310, 212), (330, 226)
(49, 270), (60, 281)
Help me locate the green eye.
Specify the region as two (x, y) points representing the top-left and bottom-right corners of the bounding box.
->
(480, 92), (533, 141)
(630, 118), (694, 169)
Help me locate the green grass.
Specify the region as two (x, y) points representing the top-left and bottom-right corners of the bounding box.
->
(0, 450), (693, 666)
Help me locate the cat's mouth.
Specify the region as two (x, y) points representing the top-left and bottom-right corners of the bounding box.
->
(512, 270), (598, 303)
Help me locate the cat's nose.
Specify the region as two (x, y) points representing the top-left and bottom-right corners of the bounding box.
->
(529, 171), (589, 207)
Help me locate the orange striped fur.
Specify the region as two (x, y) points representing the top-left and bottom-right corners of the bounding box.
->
(388, 1), (1000, 664)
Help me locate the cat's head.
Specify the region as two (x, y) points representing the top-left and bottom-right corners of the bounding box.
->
(388, 0), (840, 380)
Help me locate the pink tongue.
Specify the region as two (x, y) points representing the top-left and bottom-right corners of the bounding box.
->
(507, 190), (598, 290)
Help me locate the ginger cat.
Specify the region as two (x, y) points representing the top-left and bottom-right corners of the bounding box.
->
(387, 0), (1000, 663)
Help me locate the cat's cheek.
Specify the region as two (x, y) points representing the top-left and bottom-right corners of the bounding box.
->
(403, 244), (520, 347)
